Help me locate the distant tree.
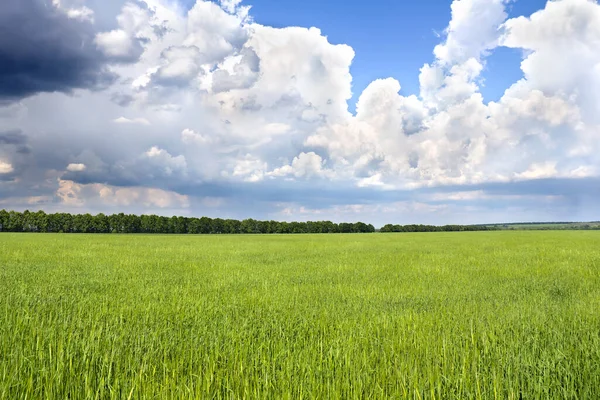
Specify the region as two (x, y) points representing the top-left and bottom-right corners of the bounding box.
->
(33, 210), (48, 232)
(267, 220), (279, 234)
(241, 219), (256, 234)
(169, 216), (186, 234)
(256, 220), (269, 234)
(277, 222), (290, 234)
(0, 209), (8, 232)
(225, 219), (241, 234)
(7, 211), (24, 232)
(198, 217), (212, 234)
(187, 218), (201, 234)
(211, 218), (225, 234)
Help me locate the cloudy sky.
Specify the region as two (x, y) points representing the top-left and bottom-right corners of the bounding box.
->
(1, 0), (600, 226)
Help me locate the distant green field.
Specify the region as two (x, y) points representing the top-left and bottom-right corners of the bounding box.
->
(1, 232), (600, 399)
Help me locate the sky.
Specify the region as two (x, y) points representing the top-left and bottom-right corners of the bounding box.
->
(1, 0), (600, 227)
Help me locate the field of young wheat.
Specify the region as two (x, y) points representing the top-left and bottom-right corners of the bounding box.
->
(1, 232), (599, 399)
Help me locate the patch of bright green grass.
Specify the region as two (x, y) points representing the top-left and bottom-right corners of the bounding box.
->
(1, 232), (600, 398)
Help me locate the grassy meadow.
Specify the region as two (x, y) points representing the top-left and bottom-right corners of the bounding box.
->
(1, 232), (600, 399)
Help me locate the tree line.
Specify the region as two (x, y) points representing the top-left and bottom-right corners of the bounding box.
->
(0, 210), (504, 234)
(0, 210), (376, 234)
(379, 224), (496, 232)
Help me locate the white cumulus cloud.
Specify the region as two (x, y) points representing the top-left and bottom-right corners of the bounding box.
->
(66, 163), (86, 172)
(0, 160), (14, 174)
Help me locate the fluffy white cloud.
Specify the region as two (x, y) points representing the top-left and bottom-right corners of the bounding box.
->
(219, 0), (244, 14)
(211, 47), (260, 93)
(96, 29), (138, 58)
(95, 2), (159, 62)
(113, 116), (151, 125)
(67, 7), (95, 22)
(144, 146), (187, 176)
(433, 0), (507, 65)
(231, 154), (266, 182)
(0, 160), (14, 174)
(515, 162), (558, 180)
(181, 128), (211, 144)
(66, 163), (86, 172)
(269, 152), (331, 179)
(57, 179), (189, 209)
(184, 0), (250, 64)
(501, 0), (600, 122)
(52, 0), (95, 22)
(153, 46), (206, 86)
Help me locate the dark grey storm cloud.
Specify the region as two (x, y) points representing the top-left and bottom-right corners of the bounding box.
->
(0, 0), (115, 102)
(0, 129), (32, 182)
(0, 129), (30, 154)
(110, 92), (135, 107)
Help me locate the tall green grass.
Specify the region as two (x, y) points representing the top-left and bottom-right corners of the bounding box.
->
(1, 232), (600, 398)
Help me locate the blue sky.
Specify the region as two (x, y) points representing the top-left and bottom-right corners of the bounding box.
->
(1, 0), (600, 225)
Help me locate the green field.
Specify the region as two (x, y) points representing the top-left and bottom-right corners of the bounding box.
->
(1, 232), (600, 399)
